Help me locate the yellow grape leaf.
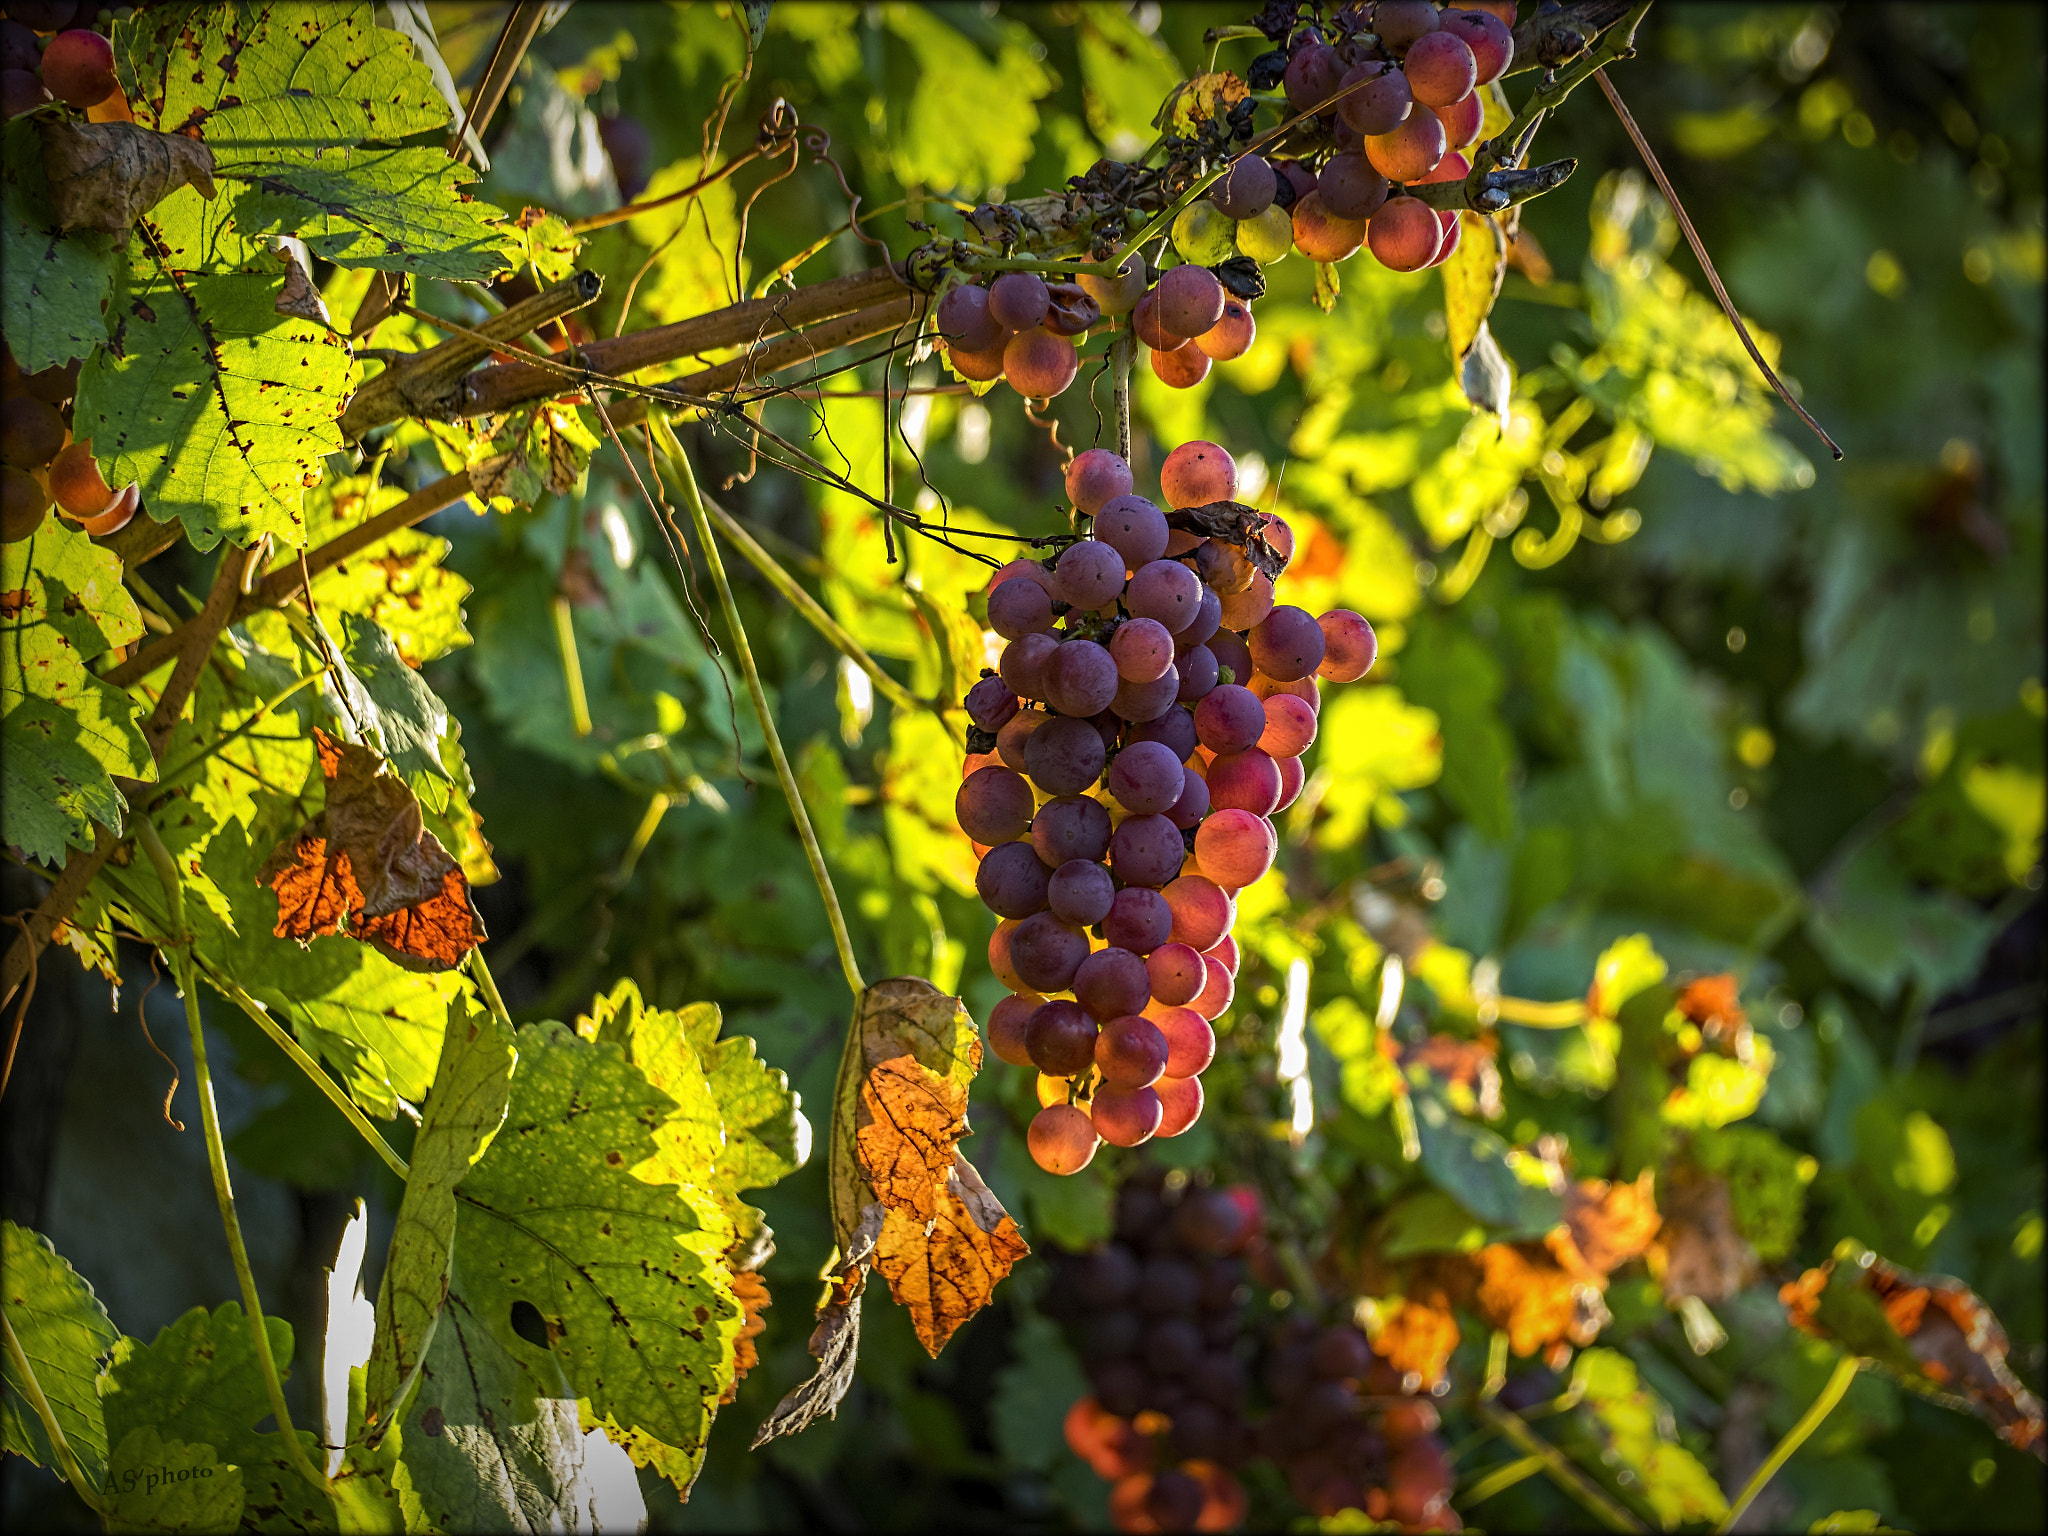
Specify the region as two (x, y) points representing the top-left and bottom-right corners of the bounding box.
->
(856, 1055), (969, 1227)
(1444, 210), (1508, 361)
(873, 1152), (1030, 1356)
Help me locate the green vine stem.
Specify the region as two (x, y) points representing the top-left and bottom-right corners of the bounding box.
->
(1111, 330), (1134, 463)
(209, 979), (410, 1182)
(133, 817), (333, 1499)
(466, 949), (516, 1030)
(0, 1308), (106, 1513)
(145, 666), (331, 801)
(550, 595), (595, 738)
(1476, 1401), (1647, 1534)
(1474, 0), (1653, 180)
(1459, 1452), (1547, 1510)
(1713, 1354), (1860, 1534)
(653, 420), (868, 999)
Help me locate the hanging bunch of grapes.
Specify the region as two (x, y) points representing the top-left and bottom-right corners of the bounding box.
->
(955, 433), (1379, 1172)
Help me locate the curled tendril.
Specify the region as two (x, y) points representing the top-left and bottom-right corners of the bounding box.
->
(1021, 396), (1072, 464)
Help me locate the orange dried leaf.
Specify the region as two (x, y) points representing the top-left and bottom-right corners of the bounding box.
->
(1550, 1170), (1661, 1281)
(722, 1269), (772, 1405)
(1373, 1291), (1460, 1389)
(260, 830), (359, 942)
(855, 1055), (970, 1227)
(872, 1153), (1029, 1357)
(353, 868), (483, 973)
(1476, 1243), (1608, 1358)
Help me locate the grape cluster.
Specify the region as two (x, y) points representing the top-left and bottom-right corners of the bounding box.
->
(1046, 1173), (1459, 1532)
(2, 4), (122, 121)
(1, 340), (133, 545)
(958, 438), (1376, 1172)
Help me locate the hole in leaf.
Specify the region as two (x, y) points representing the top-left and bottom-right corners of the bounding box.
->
(509, 1300), (551, 1350)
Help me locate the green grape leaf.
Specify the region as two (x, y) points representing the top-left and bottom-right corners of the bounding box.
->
(229, 148), (514, 280)
(1, 522), (155, 864)
(297, 475), (472, 667)
(101, 1427), (245, 1535)
(0, 1221), (118, 1491)
(364, 999), (514, 1435)
(78, 238), (359, 552)
(1412, 1088), (1561, 1237)
(1568, 1347), (1731, 1528)
(117, 2), (450, 152)
(1, 118), (118, 372)
(98, 1304), (330, 1533)
(452, 1022), (744, 1493)
(334, 611), (455, 805)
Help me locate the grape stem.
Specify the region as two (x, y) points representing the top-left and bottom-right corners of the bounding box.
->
(1476, 1401), (1647, 1532)
(1111, 329), (1134, 464)
(1713, 1354), (1860, 1533)
(1, 1309), (106, 1512)
(1407, 157), (1578, 213)
(1474, 1), (1654, 184)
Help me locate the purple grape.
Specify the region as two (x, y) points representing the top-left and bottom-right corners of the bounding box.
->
(1113, 668), (1181, 723)
(1180, 587), (1223, 649)
(1031, 794), (1112, 866)
(1092, 1085), (1163, 1147)
(1048, 858), (1116, 924)
(1126, 559), (1203, 632)
(1110, 616), (1176, 682)
(1094, 494), (1170, 569)
(1026, 997), (1099, 1075)
(1212, 153), (1277, 219)
(1108, 739), (1187, 815)
(955, 765), (1035, 844)
(937, 282), (1001, 350)
(1335, 60), (1413, 137)
(1318, 151), (1391, 221)
(1176, 644), (1220, 703)
(1194, 684), (1266, 753)
(1096, 1014), (1169, 1089)
(988, 270), (1050, 329)
(1054, 539), (1127, 611)
(988, 990), (1044, 1065)
(988, 577), (1054, 639)
(1065, 449), (1134, 516)
(1011, 913), (1092, 994)
(1104, 886), (1174, 954)
(1131, 705), (1199, 762)
(1206, 748), (1281, 815)
(975, 840), (1052, 918)
(996, 708), (1044, 770)
(1088, 709), (1124, 750)
(1111, 813), (1187, 888)
(1207, 629), (1253, 687)
(1044, 638), (1119, 719)
(1023, 714), (1106, 794)
(1165, 770), (1210, 829)
(965, 675), (1019, 732)
(1075, 947), (1152, 1021)
(998, 630), (1057, 698)
(1249, 605), (1327, 682)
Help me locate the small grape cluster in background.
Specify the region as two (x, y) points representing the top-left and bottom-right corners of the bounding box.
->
(1045, 1172), (1460, 1533)
(933, 0), (1517, 401)
(955, 437), (1377, 1172)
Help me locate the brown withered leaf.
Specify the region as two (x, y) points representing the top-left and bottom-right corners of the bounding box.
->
(751, 1202), (883, 1446)
(873, 1152), (1030, 1357)
(1402, 1031), (1504, 1121)
(855, 1055), (970, 1228)
(1650, 1168), (1755, 1305)
(1165, 70), (1248, 136)
(1549, 1170), (1661, 1282)
(1372, 1290), (1461, 1390)
(1475, 1243), (1610, 1358)
(355, 869), (482, 973)
(39, 118), (216, 235)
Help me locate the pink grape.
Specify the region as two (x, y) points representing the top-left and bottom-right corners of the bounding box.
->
(1194, 684), (1266, 753)
(1182, 588), (1223, 648)
(1283, 40), (1344, 112)
(1259, 692), (1319, 756)
(1031, 794), (1111, 866)
(1075, 947), (1152, 1022)
(1004, 330), (1078, 398)
(988, 921), (1024, 991)
(1426, 210), (1464, 268)
(1404, 30), (1478, 106)
(1109, 738), (1187, 815)
(1155, 1076), (1204, 1138)
(1055, 540), (1127, 610)
(1195, 809), (1277, 889)
(1435, 90), (1485, 150)
(1155, 1007), (1217, 1077)
(1219, 570), (1276, 632)
(40, 28), (117, 108)
(989, 557), (1056, 594)
(1155, 265), (1227, 339)
(1023, 714), (1106, 793)
(1065, 449), (1134, 515)
(1317, 609), (1379, 681)
(1150, 344), (1211, 390)
(1048, 858), (1115, 925)
(1112, 668), (1181, 723)
(1091, 1085), (1163, 1147)
(1335, 61), (1412, 137)
(1250, 671), (1322, 712)
(1365, 112), (1447, 183)
(1207, 749), (1282, 815)
(1165, 770), (1211, 829)
(1196, 300), (1255, 362)
(988, 271), (1050, 329)
(1111, 813), (1187, 888)
(988, 577), (1054, 639)
(998, 631), (1056, 698)
(1212, 153), (1278, 218)
(1096, 1015), (1170, 1089)
(1134, 290), (1188, 351)
(1375, 0), (1440, 49)
(976, 839), (1052, 918)
(1026, 998), (1100, 1074)
(1163, 875), (1234, 950)
(1291, 191), (1370, 262)
(1164, 527), (1206, 557)
(1161, 440), (1238, 508)
(949, 338), (1008, 382)
(1442, 8), (1514, 85)
(1132, 704), (1199, 762)
(1259, 513), (1297, 565)
(1127, 559), (1204, 631)
(1111, 617), (1176, 683)
(1104, 886), (1173, 954)
(938, 283), (1001, 350)
(1146, 944), (1206, 1007)
(1191, 955), (1236, 1021)
(989, 990), (1045, 1066)
(1250, 605), (1328, 681)
(1095, 494), (1170, 568)
(956, 765), (1035, 843)
(1318, 151), (1392, 220)
(1078, 255), (1147, 316)
(1275, 753), (1306, 812)
(1205, 933), (1241, 976)
(966, 675), (1019, 732)
(1176, 644), (1220, 703)
(1207, 629), (1254, 687)
(996, 708), (1044, 770)
(1029, 1103), (1100, 1173)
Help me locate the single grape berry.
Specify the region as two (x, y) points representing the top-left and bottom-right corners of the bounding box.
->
(1162, 875), (1234, 951)
(1404, 30), (1479, 107)
(1364, 111), (1448, 183)
(1109, 616), (1176, 684)
(1155, 266), (1227, 340)
(1131, 702), (1199, 762)
(1249, 605), (1328, 681)
(988, 990), (1044, 1066)
(1317, 610), (1379, 681)
(1077, 255), (1147, 315)
(1194, 684), (1266, 753)
(1023, 714), (1106, 794)
(1013, 918), (1093, 997)
(1368, 196), (1444, 272)
(1282, 41), (1344, 112)
(1196, 299), (1255, 362)
(1065, 448), (1134, 516)
(948, 336), (1008, 383)
(1442, 7), (1514, 84)
(1091, 1085), (1164, 1147)
(987, 270), (1050, 330)
(955, 765), (1035, 844)
(965, 675), (1019, 733)
(1155, 1006), (1217, 1077)
(2, 464), (51, 544)
(999, 631), (1057, 699)
(1160, 440), (1237, 509)
(1275, 753), (1306, 813)
(1291, 191), (1370, 263)
(0, 66), (49, 119)
(975, 839), (1052, 919)
(1031, 794), (1112, 866)
(1145, 944), (1205, 1007)
(1111, 812), (1187, 888)
(1126, 558), (1203, 631)
(1047, 857), (1115, 925)
(1042, 281), (1100, 336)
(1026, 997), (1100, 1075)
(1435, 88), (1486, 150)
(1259, 691), (1319, 756)
(1336, 60), (1413, 137)
(1207, 749), (1282, 815)
(1053, 540), (1126, 611)
(1004, 329), (1078, 398)
(1191, 955), (1236, 1021)
(1150, 343), (1212, 390)
(1028, 1103), (1100, 1174)
(1094, 494), (1170, 569)
(1113, 668), (1181, 723)
(1181, 587), (1224, 648)
(1045, 637), (1119, 719)
(1194, 809), (1278, 890)
(1211, 153), (1277, 219)
(1109, 737), (1187, 815)
(1171, 200), (1237, 264)
(1318, 152), (1391, 221)
(1133, 289), (1189, 351)
(1165, 769), (1210, 830)
(988, 576), (1054, 640)
(1175, 643), (1220, 704)
(1076, 947), (1153, 1023)
(1217, 570), (1276, 632)
(39, 27), (116, 109)
(1, 395), (66, 469)
(937, 282), (1002, 351)
(1235, 202), (1295, 264)
(0, 19), (36, 72)
(1373, 0), (1441, 50)
(1103, 885), (1174, 954)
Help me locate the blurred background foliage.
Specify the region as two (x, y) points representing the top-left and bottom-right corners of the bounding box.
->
(5, 3), (2040, 1531)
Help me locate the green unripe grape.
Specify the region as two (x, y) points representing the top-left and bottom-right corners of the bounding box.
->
(1173, 201), (1237, 265)
(1236, 204), (1294, 264)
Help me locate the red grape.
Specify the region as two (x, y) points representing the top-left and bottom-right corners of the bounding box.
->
(956, 765), (1035, 843)
(1375, 0), (1441, 49)
(965, 675), (1019, 733)
(1283, 40), (1344, 112)
(995, 706), (1044, 769)
(1365, 111), (1447, 182)
(0, 21), (36, 73)
(1013, 916), (1092, 995)
(1317, 152), (1391, 220)
(1096, 1014), (1169, 1088)
(1367, 195), (1444, 271)
(1155, 1007), (1216, 1077)
(40, 28), (115, 108)
(1029, 1103), (1100, 1173)
(1442, 7), (1515, 83)
(1075, 948), (1152, 1022)
(988, 271), (1050, 329)
(1435, 89), (1486, 150)
(938, 282), (1001, 351)
(1110, 617), (1176, 683)
(1146, 944), (1206, 1007)
(1104, 886), (1174, 954)
(1048, 858), (1116, 925)
(1207, 629), (1254, 686)
(1211, 153), (1277, 218)
(1127, 559), (1203, 631)
(1196, 538), (1254, 597)
(1065, 448), (1134, 516)
(948, 337), (1008, 383)
(1078, 255), (1147, 316)
(1207, 748), (1282, 815)
(1163, 875), (1234, 950)
(1004, 329), (1078, 398)
(1109, 738), (1187, 815)
(1291, 191), (1369, 262)
(1196, 299), (1255, 362)
(1182, 587), (1224, 648)
(1275, 753), (1306, 813)
(1092, 1085), (1163, 1147)
(1191, 955), (1236, 1020)
(976, 839), (1052, 918)
(1194, 809), (1277, 889)
(1249, 605), (1327, 681)
(2, 466), (49, 544)
(1024, 714), (1106, 793)
(1217, 570), (1276, 631)
(1335, 60), (1413, 136)
(1032, 794), (1112, 866)
(1094, 493), (1170, 569)
(1404, 30), (1478, 106)
(1161, 440), (1238, 508)
(1205, 933), (1240, 976)
(1156, 266), (1226, 339)
(989, 990), (1045, 1066)
(1, 396), (65, 469)
(1133, 290), (1188, 351)
(1045, 639), (1120, 719)
(1054, 540), (1126, 610)
(1150, 343), (1212, 390)
(989, 920), (1025, 990)
(1425, 209), (1465, 267)
(1316, 610), (1379, 680)
(1258, 692), (1318, 756)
